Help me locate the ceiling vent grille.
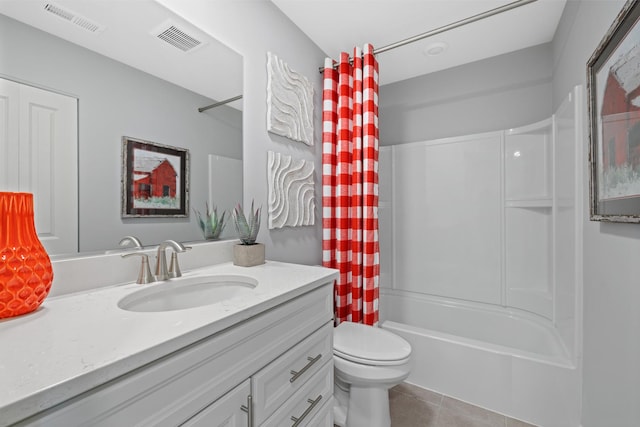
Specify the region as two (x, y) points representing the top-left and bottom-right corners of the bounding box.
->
(43, 3), (105, 33)
(151, 21), (206, 53)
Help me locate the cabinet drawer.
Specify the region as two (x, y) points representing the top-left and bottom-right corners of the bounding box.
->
(252, 321), (333, 424)
(305, 397), (334, 427)
(181, 379), (250, 427)
(260, 360), (333, 427)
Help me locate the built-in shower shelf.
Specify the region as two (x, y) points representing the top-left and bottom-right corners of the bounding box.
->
(505, 198), (552, 208)
(504, 116), (555, 320)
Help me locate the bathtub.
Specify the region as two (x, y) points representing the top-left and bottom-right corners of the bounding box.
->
(380, 290), (580, 427)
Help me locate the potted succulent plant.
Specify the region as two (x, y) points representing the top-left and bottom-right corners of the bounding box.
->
(231, 200), (264, 266)
(194, 203), (226, 240)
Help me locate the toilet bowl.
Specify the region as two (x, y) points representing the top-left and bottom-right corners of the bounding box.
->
(333, 322), (412, 427)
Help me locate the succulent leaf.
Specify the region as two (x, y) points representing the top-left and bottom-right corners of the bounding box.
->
(193, 204), (226, 240)
(233, 200), (261, 245)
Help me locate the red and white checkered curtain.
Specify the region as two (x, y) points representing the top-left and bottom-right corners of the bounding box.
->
(322, 44), (380, 326)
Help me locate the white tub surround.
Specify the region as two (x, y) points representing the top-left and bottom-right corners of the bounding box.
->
(378, 86), (583, 427)
(0, 247), (338, 426)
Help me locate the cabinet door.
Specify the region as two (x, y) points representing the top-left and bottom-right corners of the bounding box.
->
(182, 379), (250, 427)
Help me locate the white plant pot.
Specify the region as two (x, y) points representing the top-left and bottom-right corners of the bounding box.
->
(233, 243), (265, 267)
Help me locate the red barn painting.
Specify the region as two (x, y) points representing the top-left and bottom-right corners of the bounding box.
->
(122, 136), (188, 218)
(132, 156), (177, 200)
(587, 1), (640, 219)
(600, 44), (640, 175)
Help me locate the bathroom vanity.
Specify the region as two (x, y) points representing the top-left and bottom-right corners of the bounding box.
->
(0, 253), (337, 427)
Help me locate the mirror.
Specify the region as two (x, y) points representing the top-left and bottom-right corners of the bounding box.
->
(0, 0), (243, 257)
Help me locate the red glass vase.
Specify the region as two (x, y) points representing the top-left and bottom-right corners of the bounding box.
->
(0, 192), (53, 319)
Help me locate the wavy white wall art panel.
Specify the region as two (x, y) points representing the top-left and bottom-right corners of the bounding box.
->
(267, 151), (315, 229)
(266, 52), (314, 145)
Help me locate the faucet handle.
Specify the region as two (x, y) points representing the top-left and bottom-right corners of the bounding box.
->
(168, 246), (191, 278)
(119, 235), (143, 249)
(122, 252), (154, 284)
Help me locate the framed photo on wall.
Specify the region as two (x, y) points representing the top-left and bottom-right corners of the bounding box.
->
(587, 0), (640, 222)
(121, 136), (189, 217)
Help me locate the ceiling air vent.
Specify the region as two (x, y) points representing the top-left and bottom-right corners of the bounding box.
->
(151, 20), (206, 53)
(43, 3), (105, 33)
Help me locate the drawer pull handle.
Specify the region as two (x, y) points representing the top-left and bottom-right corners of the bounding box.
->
(289, 354), (322, 383)
(290, 394), (323, 427)
(241, 394), (253, 427)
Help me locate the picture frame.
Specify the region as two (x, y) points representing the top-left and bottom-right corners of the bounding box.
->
(121, 136), (189, 217)
(587, 0), (640, 222)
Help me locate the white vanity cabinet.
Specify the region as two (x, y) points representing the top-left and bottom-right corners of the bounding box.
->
(13, 283), (334, 427)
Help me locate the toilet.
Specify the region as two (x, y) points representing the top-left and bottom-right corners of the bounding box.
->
(333, 321), (413, 427)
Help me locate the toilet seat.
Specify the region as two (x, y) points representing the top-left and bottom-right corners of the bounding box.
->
(333, 322), (411, 366)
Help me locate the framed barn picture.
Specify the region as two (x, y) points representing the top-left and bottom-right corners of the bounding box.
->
(587, 0), (640, 222)
(121, 137), (189, 217)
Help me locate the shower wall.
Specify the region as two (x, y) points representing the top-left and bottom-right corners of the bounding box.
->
(385, 132), (503, 305)
(379, 86), (582, 362)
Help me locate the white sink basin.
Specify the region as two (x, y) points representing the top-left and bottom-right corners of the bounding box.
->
(118, 275), (258, 312)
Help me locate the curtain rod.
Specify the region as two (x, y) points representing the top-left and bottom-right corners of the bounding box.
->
(318, 0), (537, 73)
(198, 94), (243, 112)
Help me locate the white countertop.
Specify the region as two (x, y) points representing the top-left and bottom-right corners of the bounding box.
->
(0, 261), (337, 426)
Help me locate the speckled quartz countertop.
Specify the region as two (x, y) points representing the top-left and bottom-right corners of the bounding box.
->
(0, 261), (337, 426)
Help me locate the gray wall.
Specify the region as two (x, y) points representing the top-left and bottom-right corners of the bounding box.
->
(379, 43), (553, 144)
(553, 1), (640, 426)
(158, 0), (327, 265)
(0, 14), (242, 253)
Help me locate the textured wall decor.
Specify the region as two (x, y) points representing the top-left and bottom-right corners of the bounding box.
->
(266, 52), (314, 146)
(267, 151), (315, 229)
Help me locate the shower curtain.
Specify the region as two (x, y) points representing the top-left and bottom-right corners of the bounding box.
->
(322, 44), (380, 326)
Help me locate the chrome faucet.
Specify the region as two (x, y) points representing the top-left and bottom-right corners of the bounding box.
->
(121, 252), (155, 284)
(119, 235), (143, 249)
(155, 240), (190, 281)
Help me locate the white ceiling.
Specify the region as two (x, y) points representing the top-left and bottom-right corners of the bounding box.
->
(271, 0), (567, 85)
(0, 0), (243, 109)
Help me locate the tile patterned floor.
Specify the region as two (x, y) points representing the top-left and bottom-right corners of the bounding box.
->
(389, 383), (538, 427)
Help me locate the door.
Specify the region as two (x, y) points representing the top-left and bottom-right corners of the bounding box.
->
(0, 77), (78, 254)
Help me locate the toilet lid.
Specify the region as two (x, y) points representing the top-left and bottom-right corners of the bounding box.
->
(333, 322), (411, 366)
